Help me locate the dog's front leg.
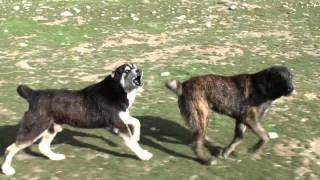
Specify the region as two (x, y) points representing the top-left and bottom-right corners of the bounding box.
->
(127, 116), (141, 142)
(119, 133), (152, 161)
(119, 112), (141, 141)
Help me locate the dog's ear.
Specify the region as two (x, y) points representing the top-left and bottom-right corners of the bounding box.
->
(111, 68), (122, 82)
(254, 72), (268, 97)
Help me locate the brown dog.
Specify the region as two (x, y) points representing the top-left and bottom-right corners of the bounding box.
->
(166, 66), (293, 165)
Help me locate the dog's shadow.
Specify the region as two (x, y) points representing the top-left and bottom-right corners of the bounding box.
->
(138, 116), (223, 160)
(0, 116), (223, 162)
(0, 124), (135, 159)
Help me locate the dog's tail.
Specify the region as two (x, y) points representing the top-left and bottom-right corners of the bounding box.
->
(17, 85), (36, 102)
(165, 80), (182, 96)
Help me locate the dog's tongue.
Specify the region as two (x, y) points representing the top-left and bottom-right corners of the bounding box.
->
(136, 87), (144, 96)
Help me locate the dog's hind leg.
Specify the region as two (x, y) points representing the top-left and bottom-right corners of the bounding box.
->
(1, 128), (47, 175)
(2, 143), (32, 175)
(1, 111), (50, 175)
(38, 124), (65, 161)
(222, 120), (247, 158)
(191, 106), (212, 165)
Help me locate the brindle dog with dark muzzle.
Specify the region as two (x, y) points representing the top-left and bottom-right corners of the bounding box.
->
(166, 66), (294, 165)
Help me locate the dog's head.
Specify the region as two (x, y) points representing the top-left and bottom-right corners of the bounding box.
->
(112, 63), (143, 92)
(262, 66), (294, 99)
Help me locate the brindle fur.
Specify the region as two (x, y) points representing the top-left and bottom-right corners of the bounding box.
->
(166, 66), (294, 165)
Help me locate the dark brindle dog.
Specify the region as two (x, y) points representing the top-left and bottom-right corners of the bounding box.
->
(166, 66), (293, 165)
(1, 63), (152, 175)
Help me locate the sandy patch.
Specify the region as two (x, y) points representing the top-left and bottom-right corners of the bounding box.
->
(44, 18), (69, 25)
(100, 30), (185, 48)
(14, 34), (37, 40)
(85, 152), (96, 160)
(69, 43), (96, 55)
(304, 93), (318, 100)
(0, 106), (16, 116)
(236, 31), (296, 41)
(302, 44), (320, 56)
(275, 138), (320, 178)
(15, 58), (48, 70)
(16, 153), (33, 160)
(104, 60), (128, 71)
(127, 45), (243, 64)
(15, 60), (34, 70)
(32, 16), (48, 21)
(44, 16), (85, 26)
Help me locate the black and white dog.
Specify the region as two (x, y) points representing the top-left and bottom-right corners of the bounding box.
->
(1, 63), (152, 175)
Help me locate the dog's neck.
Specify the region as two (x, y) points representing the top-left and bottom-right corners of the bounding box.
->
(126, 88), (137, 108)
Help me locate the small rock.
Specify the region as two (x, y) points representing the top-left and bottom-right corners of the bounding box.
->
(300, 118), (308, 122)
(111, 16), (121, 20)
(19, 42), (28, 47)
(242, 3), (249, 8)
(268, 132), (279, 139)
(229, 5), (237, 10)
(187, 19), (197, 24)
(86, 5), (91, 9)
(3, 29), (8, 33)
(205, 22), (212, 28)
(160, 72), (170, 76)
(73, 7), (81, 13)
(151, 10), (157, 14)
(13, 5), (20, 11)
(61, 11), (73, 17)
(132, 16), (139, 21)
(176, 15), (186, 20)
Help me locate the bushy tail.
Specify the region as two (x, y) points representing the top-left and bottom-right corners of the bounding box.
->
(165, 80), (182, 96)
(17, 85), (35, 102)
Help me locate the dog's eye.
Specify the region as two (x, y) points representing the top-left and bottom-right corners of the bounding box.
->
(125, 70), (130, 73)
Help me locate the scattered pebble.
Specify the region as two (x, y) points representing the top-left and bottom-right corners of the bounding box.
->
(268, 132), (279, 139)
(187, 19), (197, 24)
(160, 72), (170, 76)
(205, 22), (212, 28)
(176, 15), (186, 20)
(111, 16), (121, 20)
(61, 11), (73, 17)
(132, 16), (139, 21)
(300, 118), (308, 122)
(13, 6), (20, 11)
(73, 7), (81, 14)
(229, 5), (237, 10)
(19, 42), (28, 47)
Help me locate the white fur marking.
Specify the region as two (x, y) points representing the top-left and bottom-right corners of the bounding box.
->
(1, 130), (47, 175)
(119, 133), (152, 160)
(118, 111), (141, 141)
(127, 89), (137, 108)
(38, 128), (65, 161)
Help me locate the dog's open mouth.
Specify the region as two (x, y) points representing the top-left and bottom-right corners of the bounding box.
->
(133, 75), (142, 86)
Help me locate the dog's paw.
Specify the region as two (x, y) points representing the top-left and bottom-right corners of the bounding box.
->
(138, 150), (153, 161)
(49, 153), (66, 161)
(1, 165), (16, 176)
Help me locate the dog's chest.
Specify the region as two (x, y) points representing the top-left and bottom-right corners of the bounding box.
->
(127, 89), (137, 108)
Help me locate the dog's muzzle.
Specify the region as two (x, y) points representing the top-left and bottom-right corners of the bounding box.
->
(285, 85), (294, 96)
(133, 69), (143, 86)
